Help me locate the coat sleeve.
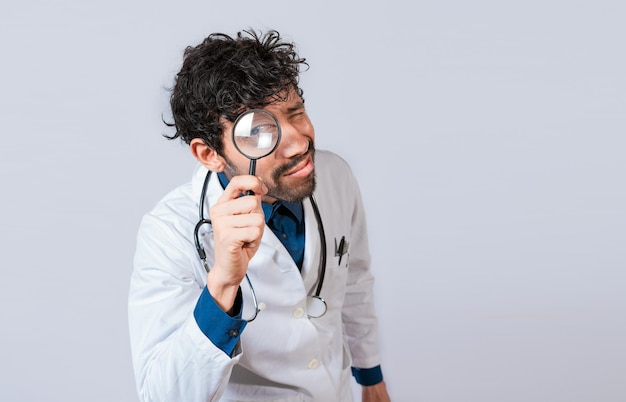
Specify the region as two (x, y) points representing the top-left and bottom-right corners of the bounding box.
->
(128, 209), (240, 402)
(339, 161), (383, 371)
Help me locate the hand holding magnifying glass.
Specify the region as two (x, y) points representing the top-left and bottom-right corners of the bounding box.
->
(228, 108), (327, 319)
(232, 109), (281, 195)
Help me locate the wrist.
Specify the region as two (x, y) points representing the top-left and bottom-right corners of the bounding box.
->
(206, 270), (240, 313)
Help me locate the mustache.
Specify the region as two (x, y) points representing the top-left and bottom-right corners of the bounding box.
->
(272, 140), (315, 180)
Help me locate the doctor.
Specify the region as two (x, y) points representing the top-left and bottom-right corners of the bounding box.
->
(129, 29), (391, 402)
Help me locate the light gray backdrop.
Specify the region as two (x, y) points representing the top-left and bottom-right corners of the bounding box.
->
(1, 1), (624, 401)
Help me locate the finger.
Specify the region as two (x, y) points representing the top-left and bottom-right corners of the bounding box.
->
(212, 213), (265, 233)
(210, 196), (264, 221)
(215, 226), (264, 249)
(218, 175), (268, 201)
(211, 213), (265, 246)
(213, 222), (264, 262)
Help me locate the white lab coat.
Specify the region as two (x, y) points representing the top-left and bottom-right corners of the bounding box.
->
(129, 150), (382, 402)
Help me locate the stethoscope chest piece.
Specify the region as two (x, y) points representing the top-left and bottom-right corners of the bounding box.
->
(306, 295), (327, 318)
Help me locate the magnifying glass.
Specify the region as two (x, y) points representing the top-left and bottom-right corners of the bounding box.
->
(232, 109), (281, 194)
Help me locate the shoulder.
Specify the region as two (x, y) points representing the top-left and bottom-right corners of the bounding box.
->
(138, 171), (200, 245)
(148, 182), (195, 223)
(316, 149), (350, 169)
(315, 149), (359, 191)
(144, 163), (207, 225)
(133, 167), (209, 284)
(315, 149), (355, 182)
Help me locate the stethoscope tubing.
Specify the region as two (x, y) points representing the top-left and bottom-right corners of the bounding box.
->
(307, 193), (326, 298)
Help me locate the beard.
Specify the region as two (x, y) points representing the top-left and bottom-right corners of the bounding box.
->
(224, 141), (316, 202)
(267, 153), (316, 202)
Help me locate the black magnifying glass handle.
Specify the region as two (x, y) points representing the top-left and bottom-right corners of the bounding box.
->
(245, 159), (257, 196)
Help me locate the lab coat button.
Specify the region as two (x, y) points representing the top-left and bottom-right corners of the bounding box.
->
(293, 307), (304, 318)
(228, 329), (239, 337)
(307, 358), (319, 370)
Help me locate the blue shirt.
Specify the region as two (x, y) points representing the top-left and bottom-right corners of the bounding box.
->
(261, 198), (305, 270)
(193, 171), (383, 386)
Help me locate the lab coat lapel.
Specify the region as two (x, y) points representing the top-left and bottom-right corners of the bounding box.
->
(255, 196), (321, 293)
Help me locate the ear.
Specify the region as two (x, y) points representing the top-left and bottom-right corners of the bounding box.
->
(190, 138), (226, 171)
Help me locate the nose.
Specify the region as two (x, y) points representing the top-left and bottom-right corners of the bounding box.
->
(277, 121), (310, 159)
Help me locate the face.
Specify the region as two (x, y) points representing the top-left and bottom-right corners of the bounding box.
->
(220, 90), (316, 203)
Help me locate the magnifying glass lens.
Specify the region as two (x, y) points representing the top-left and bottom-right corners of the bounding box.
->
(233, 110), (281, 159)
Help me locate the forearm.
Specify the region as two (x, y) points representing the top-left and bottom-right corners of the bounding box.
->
(342, 217), (382, 370)
(129, 216), (241, 401)
(132, 315), (238, 402)
(129, 268), (242, 401)
(342, 174), (385, 376)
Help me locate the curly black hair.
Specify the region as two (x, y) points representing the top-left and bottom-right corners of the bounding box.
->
(165, 29), (308, 154)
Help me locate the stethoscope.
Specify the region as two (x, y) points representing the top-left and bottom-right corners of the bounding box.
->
(193, 171), (328, 322)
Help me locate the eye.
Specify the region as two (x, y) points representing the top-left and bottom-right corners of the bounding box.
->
(290, 110), (307, 121)
(250, 123), (277, 136)
(242, 124), (279, 149)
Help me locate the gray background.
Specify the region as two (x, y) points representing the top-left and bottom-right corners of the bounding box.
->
(1, 1), (624, 401)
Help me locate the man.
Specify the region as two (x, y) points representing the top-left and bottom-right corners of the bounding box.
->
(129, 29), (391, 402)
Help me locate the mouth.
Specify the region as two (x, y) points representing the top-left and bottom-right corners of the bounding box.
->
(284, 155), (314, 178)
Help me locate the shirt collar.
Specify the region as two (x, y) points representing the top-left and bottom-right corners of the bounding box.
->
(217, 171), (303, 224)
